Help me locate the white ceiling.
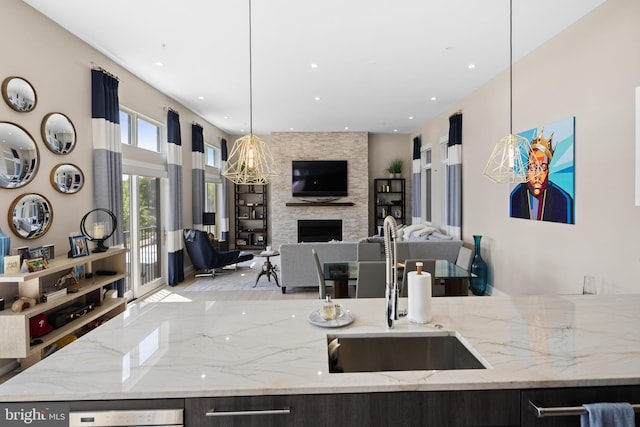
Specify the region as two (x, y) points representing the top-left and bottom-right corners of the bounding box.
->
(24, 0), (605, 135)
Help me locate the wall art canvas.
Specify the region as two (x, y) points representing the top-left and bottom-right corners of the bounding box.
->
(509, 116), (575, 224)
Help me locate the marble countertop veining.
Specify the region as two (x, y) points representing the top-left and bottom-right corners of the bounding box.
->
(0, 294), (639, 402)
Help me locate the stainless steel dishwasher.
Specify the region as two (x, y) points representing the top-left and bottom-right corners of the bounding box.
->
(69, 409), (183, 427)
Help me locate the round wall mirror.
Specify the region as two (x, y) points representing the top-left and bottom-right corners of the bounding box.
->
(41, 112), (77, 154)
(50, 163), (84, 194)
(9, 193), (53, 239)
(2, 76), (37, 112)
(0, 122), (39, 189)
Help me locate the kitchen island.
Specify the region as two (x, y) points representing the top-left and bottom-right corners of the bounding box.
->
(0, 294), (639, 426)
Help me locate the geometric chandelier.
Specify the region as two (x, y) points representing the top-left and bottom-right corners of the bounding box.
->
(483, 0), (531, 184)
(222, 133), (277, 185)
(483, 133), (530, 184)
(222, 0), (278, 185)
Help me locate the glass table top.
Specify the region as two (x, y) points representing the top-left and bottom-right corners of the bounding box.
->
(323, 260), (475, 280)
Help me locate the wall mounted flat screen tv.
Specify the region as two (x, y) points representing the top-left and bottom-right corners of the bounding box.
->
(292, 160), (348, 197)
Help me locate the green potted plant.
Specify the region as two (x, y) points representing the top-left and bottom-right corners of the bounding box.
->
(386, 158), (403, 178)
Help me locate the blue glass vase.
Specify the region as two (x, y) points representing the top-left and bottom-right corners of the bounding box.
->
(0, 226), (10, 274)
(470, 235), (488, 296)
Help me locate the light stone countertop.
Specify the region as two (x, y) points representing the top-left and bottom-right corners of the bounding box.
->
(0, 294), (639, 402)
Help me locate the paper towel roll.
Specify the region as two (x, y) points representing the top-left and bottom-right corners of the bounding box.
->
(407, 270), (432, 324)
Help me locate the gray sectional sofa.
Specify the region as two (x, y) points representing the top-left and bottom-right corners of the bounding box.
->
(278, 239), (463, 293)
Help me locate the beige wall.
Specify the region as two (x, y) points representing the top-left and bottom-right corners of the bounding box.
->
(0, 1), (230, 295)
(413, 0), (640, 295)
(367, 133), (413, 233)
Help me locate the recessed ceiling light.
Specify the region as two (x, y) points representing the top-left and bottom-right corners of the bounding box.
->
(344, 126), (349, 130)
(155, 61), (164, 67)
(393, 129), (398, 133)
(431, 97), (437, 101)
(290, 127), (294, 131)
(409, 116), (414, 120)
(223, 116), (228, 119)
(314, 97), (321, 101)
(198, 96), (204, 100)
(311, 63), (318, 68)
(468, 63), (476, 69)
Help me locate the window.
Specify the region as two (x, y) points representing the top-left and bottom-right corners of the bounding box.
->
(441, 137), (449, 227)
(420, 145), (432, 223)
(205, 143), (220, 167)
(120, 107), (167, 300)
(120, 109), (161, 153)
(205, 182), (217, 212)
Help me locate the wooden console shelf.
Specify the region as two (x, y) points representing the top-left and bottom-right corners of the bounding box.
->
(0, 247), (126, 368)
(286, 202), (354, 207)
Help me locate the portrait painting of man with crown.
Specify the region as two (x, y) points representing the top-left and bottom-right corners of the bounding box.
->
(509, 117), (575, 224)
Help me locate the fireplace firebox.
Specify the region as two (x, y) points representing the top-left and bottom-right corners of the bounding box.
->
(298, 220), (342, 242)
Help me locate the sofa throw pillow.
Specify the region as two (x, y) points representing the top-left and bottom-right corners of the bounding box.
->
(402, 224), (427, 240)
(408, 233), (430, 241)
(413, 226), (438, 237)
(429, 231), (453, 240)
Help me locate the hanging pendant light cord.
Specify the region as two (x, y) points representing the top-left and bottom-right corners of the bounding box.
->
(509, 0), (513, 135)
(248, 0), (254, 135)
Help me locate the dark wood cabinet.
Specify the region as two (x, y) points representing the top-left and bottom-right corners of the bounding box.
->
(234, 184), (268, 250)
(186, 394), (366, 427)
(186, 390), (519, 427)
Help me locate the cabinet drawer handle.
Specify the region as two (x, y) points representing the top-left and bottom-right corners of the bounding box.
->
(529, 401), (640, 418)
(206, 407), (291, 417)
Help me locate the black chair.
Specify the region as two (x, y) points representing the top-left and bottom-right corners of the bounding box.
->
(183, 229), (254, 278)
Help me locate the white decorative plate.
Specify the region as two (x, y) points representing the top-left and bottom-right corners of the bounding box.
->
(308, 309), (354, 328)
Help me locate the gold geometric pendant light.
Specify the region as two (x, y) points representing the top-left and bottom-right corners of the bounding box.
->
(222, 0), (278, 185)
(223, 133), (277, 185)
(483, 0), (531, 184)
(483, 133), (530, 183)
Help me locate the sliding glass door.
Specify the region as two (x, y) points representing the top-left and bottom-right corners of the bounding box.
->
(123, 174), (165, 299)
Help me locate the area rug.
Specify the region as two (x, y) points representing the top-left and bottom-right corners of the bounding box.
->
(181, 256), (282, 292)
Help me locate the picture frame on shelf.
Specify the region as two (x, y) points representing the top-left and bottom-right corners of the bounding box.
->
(25, 257), (47, 272)
(28, 246), (48, 261)
(74, 265), (85, 281)
(15, 246), (30, 264)
(3, 255), (21, 274)
(69, 235), (89, 258)
(43, 244), (55, 261)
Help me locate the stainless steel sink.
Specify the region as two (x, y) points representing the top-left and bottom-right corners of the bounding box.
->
(327, 332), (487, 373)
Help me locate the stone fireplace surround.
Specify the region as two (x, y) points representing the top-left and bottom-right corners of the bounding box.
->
(269, 132), (369, 249)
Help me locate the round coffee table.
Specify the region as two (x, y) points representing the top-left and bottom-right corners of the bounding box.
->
(254, 251), (280, 289)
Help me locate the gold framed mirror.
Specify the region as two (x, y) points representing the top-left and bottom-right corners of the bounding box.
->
(50, 163), (84, 194)
(0, 121), (40, 188)
(41, 112), (77, 154)
(8, 193), (53, 239)
(1, 76), (37, 112)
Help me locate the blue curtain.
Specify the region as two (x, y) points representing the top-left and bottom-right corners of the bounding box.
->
(167, 110), (184, 286)
(219, 139), (230, 242)
(192, 124), (205, 229)
(91, 69), (125, 296)
(411, 136), (421, 224)
(446, 113), (462, 239)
